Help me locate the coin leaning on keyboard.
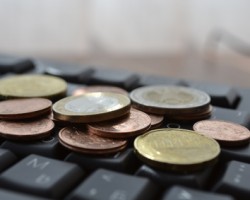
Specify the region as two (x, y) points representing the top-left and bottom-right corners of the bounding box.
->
(0, 74), (250, 173)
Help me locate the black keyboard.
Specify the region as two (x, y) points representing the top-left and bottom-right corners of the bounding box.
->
(0, 55), (250, 200)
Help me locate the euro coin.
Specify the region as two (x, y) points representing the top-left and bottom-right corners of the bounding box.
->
(0, 98), (52, 120)
(193, 120), (250, 146)
(88, 108), (151, 139)
(134, 128), (220, 172)
(53, 92), (131, 123)
(0, 74), (67, 100)
(58, 127), (127, 155)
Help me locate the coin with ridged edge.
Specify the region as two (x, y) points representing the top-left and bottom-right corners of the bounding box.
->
(193, 120), (250, 146)
(0, 74), (67, 100)
(0, 98), (52, 120)
(58, 127), (127, 154)
(134, 128), (220, 172)
(53, 92), (131, 123)
(130, 85), (210, 115)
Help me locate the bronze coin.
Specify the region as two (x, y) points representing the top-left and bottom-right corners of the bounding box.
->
(58, 127), (127, 154)
(0, 98), (52, 120)
(0, 118), (54, 140)
(88, 109), (151, 139)
(148, 113), (164, 129)
(193, 120), (250, 146)
(72, 85), (128, 96)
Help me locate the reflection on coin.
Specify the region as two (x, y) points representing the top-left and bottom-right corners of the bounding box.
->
(134, 128), (220, 172)
(148, 113), (164, 129)
(0, 98), (52, 120)
(72, 85), (128, 96)
(58, 127), (127, 154)
(53, 92), (131, 123)
(193, 120), (250, 146)
(0, 118), (54, 140)
(0, 74), (67, 100)
(130, 85), (210, 115)
(88, 109), (151, 139)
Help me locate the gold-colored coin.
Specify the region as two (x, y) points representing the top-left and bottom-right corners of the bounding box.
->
(53, 92), (131, 123)
(134, 128), (220, 172)
(0, 74), (67, 100)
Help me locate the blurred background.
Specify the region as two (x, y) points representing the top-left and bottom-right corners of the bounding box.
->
(0, 0), (250, 86)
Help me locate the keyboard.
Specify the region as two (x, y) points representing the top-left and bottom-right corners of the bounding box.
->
(0, 54), (249, 200)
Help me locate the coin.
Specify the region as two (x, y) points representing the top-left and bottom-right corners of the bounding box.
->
(130, 85), (210, 115)
(53, 92), (131, 123)
(72, 85), (128, 96)
(88, 109), (151, 139)
(148, 113), (164, 129)
(0, 118), (54, 140)
(0, 98), (52, 120)
(134, 128), (220, 172)
(58, 127), (127, 154)
(0, 74), (67, 100)
(193, 120), (250, 146)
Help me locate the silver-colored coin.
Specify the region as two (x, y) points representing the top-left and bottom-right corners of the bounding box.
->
(130, 85), (210, 114)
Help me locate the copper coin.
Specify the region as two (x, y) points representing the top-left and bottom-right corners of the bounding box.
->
(0, 118), (54, 140)
(58, 127), (127, 154)
(0, 98), (52, 120)
(193, 120), (250, 146)
(72, 85), (128, 96)
(88, 109), (151, 139)
(148, 113), (164, 129)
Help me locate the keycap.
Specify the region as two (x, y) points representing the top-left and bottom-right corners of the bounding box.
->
(65, 148), (141, 173)
(0, 188), (49, 200)
(0, 148), (17, 172)
(0, 154), (84, 199)
(184, 81), (239, 108)
(135, 165), (214, 189)
(236, 88), (250, 112)
(213, 160), (250, 200)
(88, 68), (139, 90)
(66, 168), (159, 200)
(221, 144), (250, 163)
(1, 135), (69, 159)
(162, 185), (234, 200)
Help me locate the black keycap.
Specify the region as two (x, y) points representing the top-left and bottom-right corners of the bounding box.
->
(0, 148), (17, 172)
(213, 160), (250, 200)
(0, 56), (35, 74)
(66, 168), (159, 200)
(135, 165), (214, 189)
(0, 154), (84, 199)
(1, 135), (69, 159)
(65, 148), (141, 173)
(162, 185), (234, 200)
(221, 144), (250, 163)
(0, 188), (49, 200)
(184, 81), (239, 108)
(236, 88), (250, 112)
(88, 68), (139, 90)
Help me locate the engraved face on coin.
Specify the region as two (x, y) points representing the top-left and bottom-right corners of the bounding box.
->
(72, 85), (128, 96)
(88, 109), (151, 139)
(58, 127), (127, 154)
(0, 98), (52, 120)
(130, 85), (210, 114)
(134, 128), (220, 172)
(53, 92), (131, 123)
(193, 120), (250, 146)
(0, 74), (67, 100)
(0, 118), (54, 140)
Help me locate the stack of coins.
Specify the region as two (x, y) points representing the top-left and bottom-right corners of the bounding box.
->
(0, 98), (54, 140)
(129, 85), (212, 121)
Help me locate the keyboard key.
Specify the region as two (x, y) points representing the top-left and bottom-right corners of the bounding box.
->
(65, 148), (141, 173)
(236, 88), (250, 112)
(221, 144), (250, 163)
(135, 165), (214, 189)
(88, 68), (139, 90)
(66, 168), (159, 200)
(213, 160), (250, 200)
(0, 188), (49, 200)
(0, 154), (84, 199)
(184, 81), (239, 108)
(0, 148), (17, 172)
(162, 185), (234, 200)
